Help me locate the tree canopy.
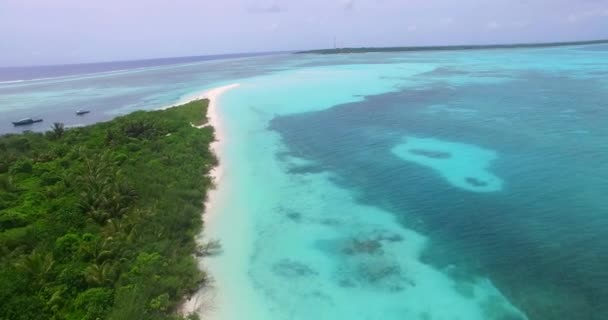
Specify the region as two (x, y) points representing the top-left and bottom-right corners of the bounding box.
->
(0, 100), (215, 320)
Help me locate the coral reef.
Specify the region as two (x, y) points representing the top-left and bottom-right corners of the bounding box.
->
(465, 177), (488, 187)
(409, 148), (452, 159)
(273, 259), (319, 278)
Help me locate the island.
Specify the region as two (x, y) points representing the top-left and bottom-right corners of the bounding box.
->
(298, 39), (608, 54)
(0, 100), (217, 320)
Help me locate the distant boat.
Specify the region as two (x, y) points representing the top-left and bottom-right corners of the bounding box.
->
(12, 118), (43, 126)
(76, 109), (90, 115)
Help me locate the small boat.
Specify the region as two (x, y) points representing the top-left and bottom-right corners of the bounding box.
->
(12, 118), (43, 126)
(76, 109), (90, 115)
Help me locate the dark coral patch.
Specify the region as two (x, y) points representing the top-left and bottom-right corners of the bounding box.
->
(341, 231), (404, 256)
(357, 262), (402, 283)
(277, 206), (304, 222)
(343, 238), (384, 255)
(465, 177), (488, 187)
(409, 148), (451, 159)
(286, 211), (303, 222)
(273, 259), (318, 278)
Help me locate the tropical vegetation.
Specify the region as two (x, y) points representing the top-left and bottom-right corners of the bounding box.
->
(0, 100), (217, 320)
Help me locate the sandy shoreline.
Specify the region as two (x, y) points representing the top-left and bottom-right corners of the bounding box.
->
(179, 83), (240, 316)
(198, 84), (239, 215)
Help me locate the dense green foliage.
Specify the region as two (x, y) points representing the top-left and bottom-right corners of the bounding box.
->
(0, 101), (216, 320)
(298, 39), (608, 54)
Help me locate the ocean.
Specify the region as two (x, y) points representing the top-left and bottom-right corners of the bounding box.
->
(0, 52), (285, 134)
(0, 52), (280, 83)
(1, 45), (607, 319)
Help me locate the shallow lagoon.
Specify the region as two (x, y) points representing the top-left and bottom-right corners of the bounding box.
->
(206, 64), (526, 319)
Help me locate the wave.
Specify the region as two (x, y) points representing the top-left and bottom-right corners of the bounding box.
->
(0, 61), (232, 86)
(0, 79), (25, 84)
(0, 52), (280, 85)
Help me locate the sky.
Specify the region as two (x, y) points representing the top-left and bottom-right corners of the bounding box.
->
(1, 0), (608, 66)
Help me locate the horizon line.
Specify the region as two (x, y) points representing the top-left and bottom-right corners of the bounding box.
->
(299, 38), (608, 54)
(0, 50), (293, 69)
(4, 38), (608, 68)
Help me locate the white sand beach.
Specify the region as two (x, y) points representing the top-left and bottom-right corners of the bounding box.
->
(197, 84), (240, 215)
(179, 83), (240, 316)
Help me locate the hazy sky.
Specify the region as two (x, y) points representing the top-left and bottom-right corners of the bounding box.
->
(2, 0), (608, 66)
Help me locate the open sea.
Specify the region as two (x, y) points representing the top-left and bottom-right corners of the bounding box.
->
(1, 44), (607, 320)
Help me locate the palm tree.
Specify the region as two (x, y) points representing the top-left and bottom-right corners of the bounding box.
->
(84, 261), (116, 286)
(103, 211), (145, 244)
(14, 250), (55, 285)
(51, 122), (65, 139)
(78, 237), (114, 264)
(77, 154), (136, 224)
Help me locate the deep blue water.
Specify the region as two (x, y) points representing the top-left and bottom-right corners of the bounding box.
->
(270, 61), (608, 319)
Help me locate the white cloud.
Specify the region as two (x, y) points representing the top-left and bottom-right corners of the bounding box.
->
(567, 14), (579, 23)
(566, 9), (608, 23)
(510, 21), (530, 29)
(248, 1), (285, 14)
(487, 21), (501, 29)
(340, 0), (356, 11)
(439, 17), (454, 26)
(269, 22), (280, 31)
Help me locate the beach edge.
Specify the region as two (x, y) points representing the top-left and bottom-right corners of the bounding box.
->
(179, 83), (240, 316)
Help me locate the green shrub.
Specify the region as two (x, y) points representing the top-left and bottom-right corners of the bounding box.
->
(10, 158), (33, 175)
(73, 287), (114, 320)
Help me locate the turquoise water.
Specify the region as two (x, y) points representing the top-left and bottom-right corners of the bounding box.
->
(2, 45), (608, 319)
